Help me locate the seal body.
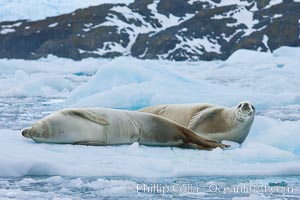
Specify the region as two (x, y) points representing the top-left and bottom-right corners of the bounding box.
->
(139, 101), (255, 144)
(22, 108), (227, 150)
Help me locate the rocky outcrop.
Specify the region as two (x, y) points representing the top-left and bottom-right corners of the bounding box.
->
(0, 0), (299, 61)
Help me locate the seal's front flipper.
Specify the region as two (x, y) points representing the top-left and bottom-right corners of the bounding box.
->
(188, 108), (217, 130)
(63, 109), (110, 125)
(73, 141), (106, 146)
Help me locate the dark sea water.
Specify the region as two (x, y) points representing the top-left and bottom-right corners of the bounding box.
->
(0, 176), (300, 199)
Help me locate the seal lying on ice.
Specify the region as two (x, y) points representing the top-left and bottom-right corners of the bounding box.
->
(22, 108), (228, 150)
(139, 101), (255, 144)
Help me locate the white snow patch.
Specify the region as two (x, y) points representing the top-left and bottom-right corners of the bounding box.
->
(262, 35), (270, 52)
(188, 0), (198, 5)
(179, 28), (188, 32)
(48, 22), (58, 28)
(96, 6), (153, 53)
(202, 0), (253, 7)
(212, 5), (259, 36)
(0, 22), (22, 34)
(0, 28), (15, 34)
(221, 31), (243, 42)
(162, 35), (222, 60)
(1, 22), (22, 28)
(82, 23), (103, 32)
(96, 4), (194, 54)
(227, 6), (258, 36)
(264, 0), (283, 9)
(273, 14), (283, 18)
(193, 0), (259, 12)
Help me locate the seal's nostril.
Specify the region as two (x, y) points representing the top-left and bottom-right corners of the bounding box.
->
(22, 129), (27, 137)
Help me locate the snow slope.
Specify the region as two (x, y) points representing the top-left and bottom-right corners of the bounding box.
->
(0, 46), (300, 177)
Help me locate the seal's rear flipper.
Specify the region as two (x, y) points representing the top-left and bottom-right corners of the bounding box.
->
(179, 126), (230, 149)
(63, 109), (110, 125)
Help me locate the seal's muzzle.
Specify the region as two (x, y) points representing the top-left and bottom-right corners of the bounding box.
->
(22, 128), (32, 138)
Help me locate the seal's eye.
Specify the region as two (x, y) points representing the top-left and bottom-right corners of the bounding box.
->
(251, 105), (255, 110)
(238, 104), (242, 109)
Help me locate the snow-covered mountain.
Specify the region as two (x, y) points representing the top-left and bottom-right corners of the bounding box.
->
(0, 0), (300, 61)
(0, 0), (135, 22)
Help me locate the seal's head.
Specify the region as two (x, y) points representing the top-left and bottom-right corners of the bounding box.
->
(22, 121), (48, 139)
(235, 101), (255, 122)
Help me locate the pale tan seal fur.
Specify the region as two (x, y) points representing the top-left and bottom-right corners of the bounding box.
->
(22, 108), (228, 150)
(139, 101), (255, 144)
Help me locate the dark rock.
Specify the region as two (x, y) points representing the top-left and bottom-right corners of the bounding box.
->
(0, 0), (299, 61)
(157, 0), (194, 17)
